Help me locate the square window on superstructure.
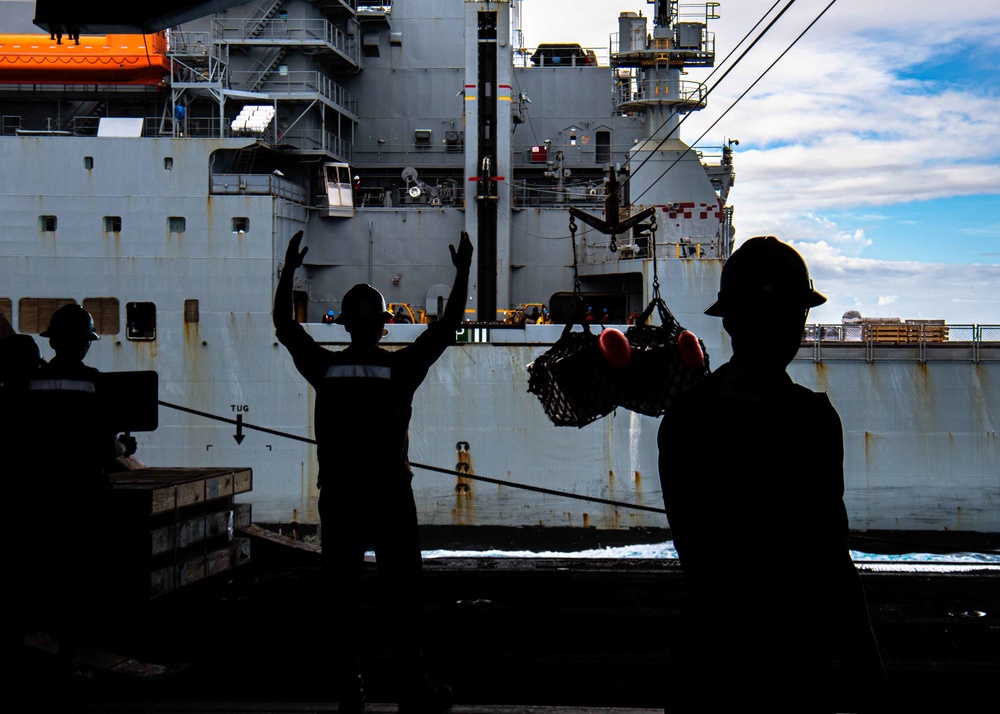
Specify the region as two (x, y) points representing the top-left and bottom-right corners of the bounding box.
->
(232, 217), (250, 234)
(82, 297), (120, 335)
(103, 216), (122, 232)
(184, 299), (200, 324)
(126, 302), (156, 341)
(84, 156), (94, 169)
(0, 298), (12, 328)
(38, 215), (57, 232)
(18, 298), (75, 335)
(167, 216), (186, 233)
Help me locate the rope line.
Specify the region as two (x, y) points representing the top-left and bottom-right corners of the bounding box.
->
(159, 400), (316, 444)
(413, 462), (667, 515)
(156, 401), (999, 554)
(157, 400), (667, 515)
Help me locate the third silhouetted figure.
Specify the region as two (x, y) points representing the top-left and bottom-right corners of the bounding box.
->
(658, 236), (886, 712)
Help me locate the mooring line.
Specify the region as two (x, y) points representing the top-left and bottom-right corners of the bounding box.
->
(156, 401), (1000, 556)
(159, 400), (316, 443)
(157, 400), (667, 515)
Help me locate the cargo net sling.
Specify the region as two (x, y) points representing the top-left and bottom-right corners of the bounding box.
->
(527, 298), (711, 426)
(618, 296), (711, 416)
(527, 212), (711, 427)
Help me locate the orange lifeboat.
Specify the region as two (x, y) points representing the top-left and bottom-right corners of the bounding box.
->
(0, 32), (169, 85)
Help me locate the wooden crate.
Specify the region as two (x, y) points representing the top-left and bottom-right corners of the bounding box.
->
(861, 319), (949, 344)
(148, 509), (234, 557)
(110, 467), (252, 515)
(146, 538), (251, 598)
(905, 320), (948, 343)
(107, 467), (253, 599)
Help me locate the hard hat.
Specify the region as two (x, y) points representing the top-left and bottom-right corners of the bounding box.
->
(335, 284), (393, 325)
(41, 304), (100, 341)
(705, 235), (826, 317)
(353, 175), (360, 180)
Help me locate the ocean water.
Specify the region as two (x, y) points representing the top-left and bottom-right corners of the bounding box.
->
(421, 542), (1000, 572)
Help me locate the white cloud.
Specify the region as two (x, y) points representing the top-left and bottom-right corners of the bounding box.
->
(787, 241), (1000, 325)
(959, 223), (1000, 239)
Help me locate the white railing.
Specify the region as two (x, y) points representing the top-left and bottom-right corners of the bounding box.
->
(613, 78), (708, 111)
(230, 70), (358, 116)
(167, 31), (214, 57)
(278, 128), (353, 162)
(210, 174), (309, 204)
(577, 236), (726, 264)
(796, 324), (1000, 363)
(213, 18), (357, 63)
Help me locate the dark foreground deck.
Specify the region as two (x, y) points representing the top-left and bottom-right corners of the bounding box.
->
(16, 526), (999, 714)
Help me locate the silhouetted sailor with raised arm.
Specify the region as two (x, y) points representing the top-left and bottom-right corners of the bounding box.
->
(274, 229), (472, 714)
(658, 237), (886, 712)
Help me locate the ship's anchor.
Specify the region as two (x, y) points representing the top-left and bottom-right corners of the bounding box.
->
(567, 166), (654, 254)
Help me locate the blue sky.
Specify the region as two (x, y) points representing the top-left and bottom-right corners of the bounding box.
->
(518, 0), (1000, 325)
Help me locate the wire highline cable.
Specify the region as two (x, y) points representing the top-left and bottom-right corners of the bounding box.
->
(632, 0), (838, 205)
(619, 0), (793, 189)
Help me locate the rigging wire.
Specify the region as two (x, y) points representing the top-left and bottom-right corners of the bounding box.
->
(632, 0), (839, 205)
(492, 198), (596, 240)
(511, 63), (540, 146)
(619, 0), (791, 187)
(500, 1), (788, 211)
(488, 1), (800, 243)
(500, 180), (602, 199)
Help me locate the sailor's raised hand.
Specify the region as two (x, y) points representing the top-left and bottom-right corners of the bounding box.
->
(450, 231), (473, 271)
(117, 433), (138, 457)
(285, 231), (308, 271)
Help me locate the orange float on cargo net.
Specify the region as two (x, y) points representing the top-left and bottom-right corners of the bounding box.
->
(677, 330), (705, 369)
(598, 327), (632, 369)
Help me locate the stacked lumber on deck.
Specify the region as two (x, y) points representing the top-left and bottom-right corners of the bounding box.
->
(108, 467), (252, 598)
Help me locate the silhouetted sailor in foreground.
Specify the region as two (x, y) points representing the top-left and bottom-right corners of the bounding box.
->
(274, 229), (472, 714)
(658, 237), (886, 711)
(19, 305), (126, 689)
(0, 333), (42, 390)
(1, 333), (42, 669)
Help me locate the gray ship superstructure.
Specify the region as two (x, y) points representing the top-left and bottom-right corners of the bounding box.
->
(1, 0), (996, 541)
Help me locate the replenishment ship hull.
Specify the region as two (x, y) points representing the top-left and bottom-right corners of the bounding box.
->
(1, 0), (996, 543)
